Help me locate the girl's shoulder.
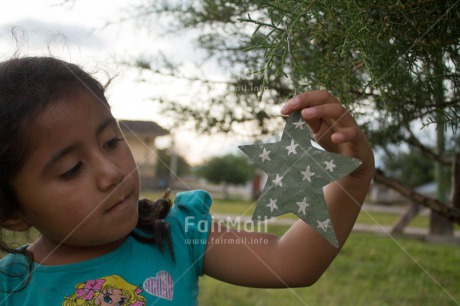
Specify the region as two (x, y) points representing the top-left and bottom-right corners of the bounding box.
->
(165, 190), (213, 277)
(165, 189), (213, 234)
(168, 189), (212, 217)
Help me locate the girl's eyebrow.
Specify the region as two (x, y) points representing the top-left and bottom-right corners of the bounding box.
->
(96, 116), (117, 136)
(42, 116), (116, 175)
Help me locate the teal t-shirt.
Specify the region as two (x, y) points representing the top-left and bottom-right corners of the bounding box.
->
(0, 190), (212, 306)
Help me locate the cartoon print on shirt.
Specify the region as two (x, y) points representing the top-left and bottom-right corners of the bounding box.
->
(62, 275), (147, 306)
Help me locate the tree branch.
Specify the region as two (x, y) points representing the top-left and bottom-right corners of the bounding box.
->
(404, 123), (452, 165)
(373, 170), (460, 224)
(424, 98), (460, 110)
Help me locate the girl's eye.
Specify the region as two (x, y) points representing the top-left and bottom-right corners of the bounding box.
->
(103, 137), (124, 150)
(59, 161), (83, 181)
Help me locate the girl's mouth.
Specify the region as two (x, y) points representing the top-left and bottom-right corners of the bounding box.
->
(106, 192), (133, 213)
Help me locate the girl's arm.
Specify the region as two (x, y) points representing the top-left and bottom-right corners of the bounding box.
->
(202, 90), (375, 287)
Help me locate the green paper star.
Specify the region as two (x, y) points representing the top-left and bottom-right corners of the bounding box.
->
(239, 111), (362, 247)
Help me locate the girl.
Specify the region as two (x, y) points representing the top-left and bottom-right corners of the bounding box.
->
(0, 56), (374, 305)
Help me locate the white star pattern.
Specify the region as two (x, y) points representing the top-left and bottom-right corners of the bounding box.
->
(317, 219), (331, 232)
(292, 118), (306, 129)
(296, 197), (310, 215)
(285, 139), (299, 155)
(301, 165), (315, 182)
(272, 174), (283, 187)
(259, 147), (271, 162)
(324, 160), (336, 172)
(238, 110), (363, 247)
(266, 198), (278, 212)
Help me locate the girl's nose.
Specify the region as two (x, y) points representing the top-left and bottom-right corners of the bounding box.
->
(94, 154), (125, 191)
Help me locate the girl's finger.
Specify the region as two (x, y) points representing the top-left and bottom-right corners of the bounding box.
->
(301, 103), (357, 130)
(331, 127), (361, 144)
(280, 90), (338, 115)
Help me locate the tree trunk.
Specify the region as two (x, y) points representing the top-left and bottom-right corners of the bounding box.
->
(168, 139), (178, 189)
(429, 51), (453, 236)
(373, 171), (460, 224)
(391, 202), (421, 234)
(222, 182), (229, 199)
(451, 154), (460, 210)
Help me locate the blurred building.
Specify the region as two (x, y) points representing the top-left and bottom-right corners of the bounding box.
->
(119, 120), (169, 189)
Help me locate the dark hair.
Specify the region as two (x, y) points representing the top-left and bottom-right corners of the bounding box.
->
(0, 56), (172, 291)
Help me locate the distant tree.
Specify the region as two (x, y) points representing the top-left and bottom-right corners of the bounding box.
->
(196, 154), (255, 198)
(381, 149), (435, 188)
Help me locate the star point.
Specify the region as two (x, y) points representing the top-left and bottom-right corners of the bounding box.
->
(292, 118), (306, 129)
(317, 219), (331, 232)
(301, 165), (315, 182)
(259, 147), (271, 162)
(266, 198), (278, 212)
(285, 139), (299, 155)
(296, 197), (310, 215)
(324, 160), (336, 172)
(272, 174), (283, 187)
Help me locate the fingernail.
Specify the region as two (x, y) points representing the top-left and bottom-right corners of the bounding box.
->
(281, 96), (299, 114)
(280, 104), (288, 114)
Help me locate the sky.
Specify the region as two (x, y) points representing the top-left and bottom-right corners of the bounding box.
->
(0, 0), (246, 165)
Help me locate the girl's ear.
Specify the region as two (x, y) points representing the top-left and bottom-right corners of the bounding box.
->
(1, 214), (32, 232)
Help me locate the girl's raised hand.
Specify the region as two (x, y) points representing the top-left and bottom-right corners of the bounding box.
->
(280, 90), (374, 178)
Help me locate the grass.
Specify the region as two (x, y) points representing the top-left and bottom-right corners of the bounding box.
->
(146, 192), (460, 305)
(198, 229), (460, 306)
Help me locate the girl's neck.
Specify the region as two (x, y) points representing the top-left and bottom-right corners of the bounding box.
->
(27, 235), (128, 266)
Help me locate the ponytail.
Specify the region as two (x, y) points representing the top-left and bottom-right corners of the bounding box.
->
(131, 189), (174, 260)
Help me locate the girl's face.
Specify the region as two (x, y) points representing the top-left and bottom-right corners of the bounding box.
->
(11, 91), (140, 252)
